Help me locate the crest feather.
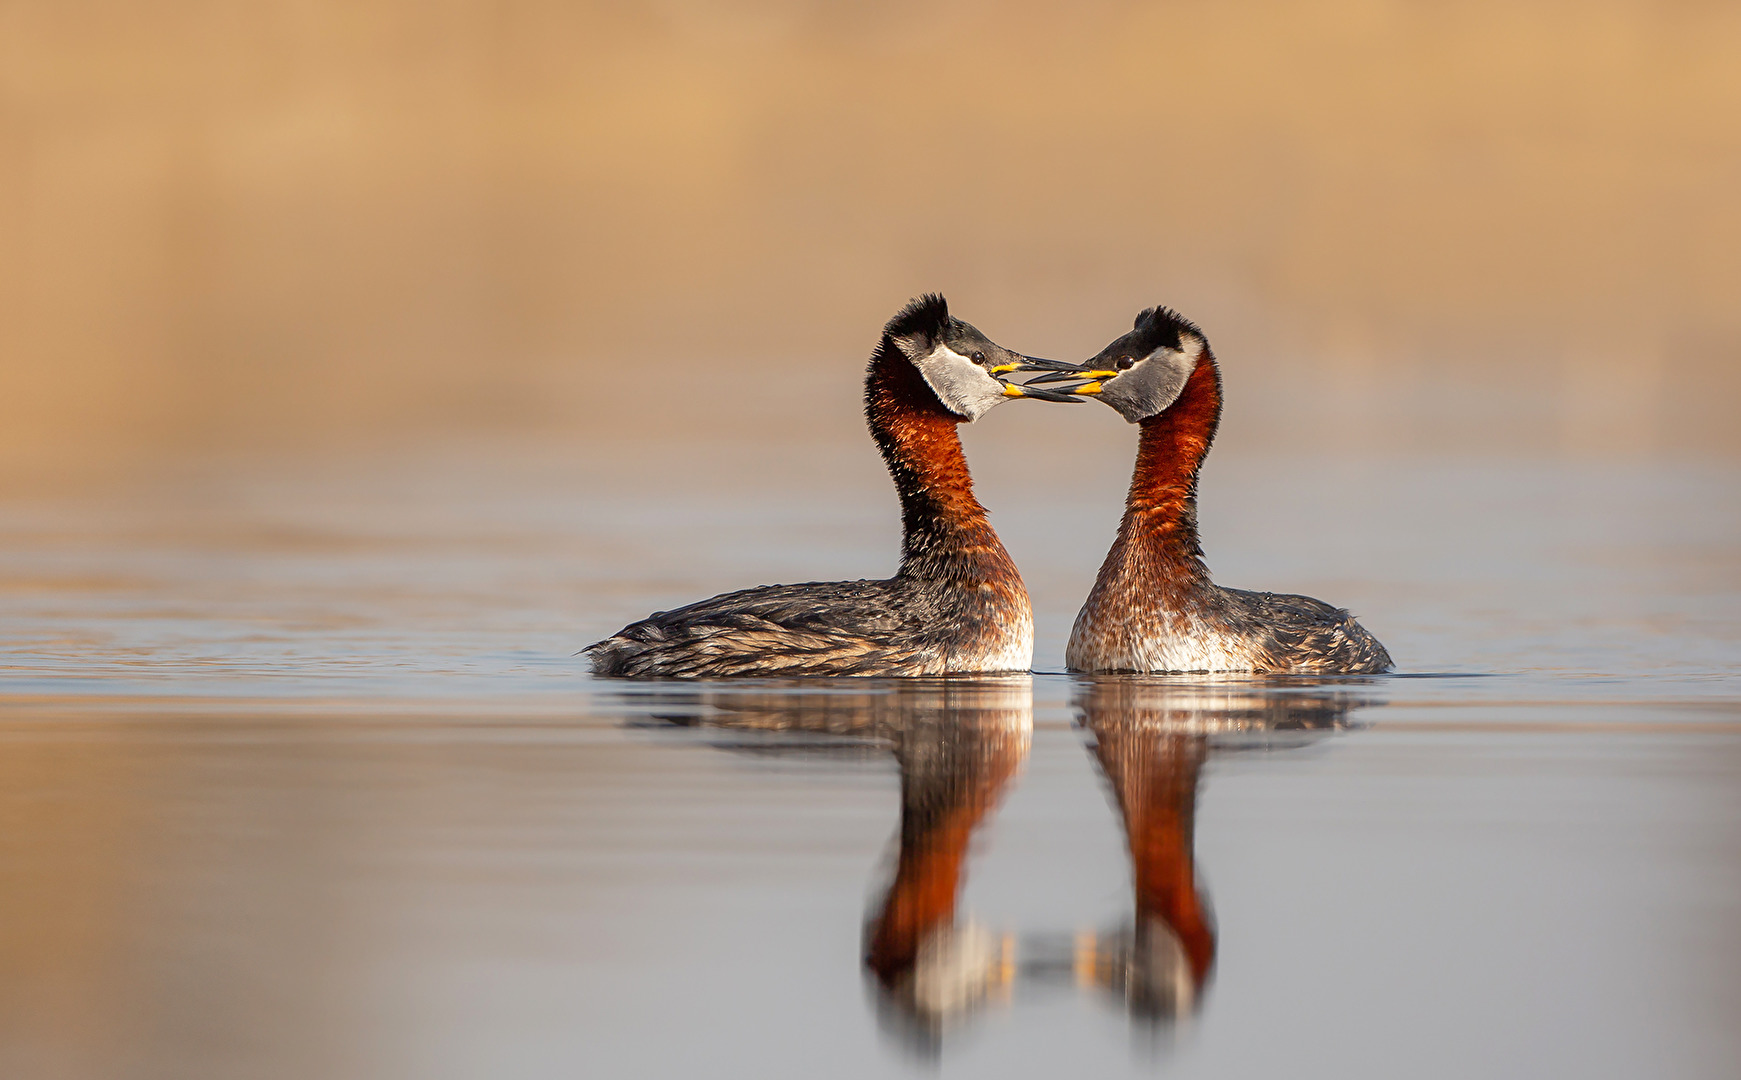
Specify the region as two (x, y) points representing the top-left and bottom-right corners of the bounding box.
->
(885, 293), (952, 341)
(1133, 305), (1204, 347)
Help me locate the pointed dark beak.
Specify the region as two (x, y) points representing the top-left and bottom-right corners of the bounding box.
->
(1021, 368), (1093, 385)
(1000, 382), (1086, 403)
(989, 356), (1087, 402)
(1010, 356), (1089, 374)
(988, 355), (1061, 376)
(1013, 358), (1118, 395)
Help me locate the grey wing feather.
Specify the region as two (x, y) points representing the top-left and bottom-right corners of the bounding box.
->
(586, 579), (928, 678)
(1222, 588), (1393, 675)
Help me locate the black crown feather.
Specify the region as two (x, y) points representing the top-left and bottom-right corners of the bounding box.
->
(884, 293), (952, 340)
(1132, 305), (1204, 349)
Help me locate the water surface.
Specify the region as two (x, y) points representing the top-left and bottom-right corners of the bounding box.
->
(1, 445), (1737, 1078)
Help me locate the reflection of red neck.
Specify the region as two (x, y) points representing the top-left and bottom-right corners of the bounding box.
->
(863, 810), (976, 982)
(1128, 800), (1215, 982)
(864, 730), (1024, 983)
(864, 342), (1004, 576)
(1097, 730), (1215, 984)
(1107, 357), (1223, 590)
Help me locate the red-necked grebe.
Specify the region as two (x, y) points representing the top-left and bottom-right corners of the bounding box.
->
(588, 294), (1078, 678)
(1022, 307), (1392, 675)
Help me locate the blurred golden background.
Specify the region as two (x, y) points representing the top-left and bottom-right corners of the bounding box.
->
(4, 0), (1739, 482)
(4, 9), (1741, 1071)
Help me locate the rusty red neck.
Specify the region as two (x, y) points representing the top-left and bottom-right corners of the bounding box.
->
(865, 340), (1013, 580)
(1106, 355), (1223, 589)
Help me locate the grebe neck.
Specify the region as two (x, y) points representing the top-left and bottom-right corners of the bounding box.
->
(864, 340), (1011, 580)
(1112, 356), (1223, 587)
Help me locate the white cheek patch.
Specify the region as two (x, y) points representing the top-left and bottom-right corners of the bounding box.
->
(1101, 341), (1200, 423)
(915, 344), (1010, 422)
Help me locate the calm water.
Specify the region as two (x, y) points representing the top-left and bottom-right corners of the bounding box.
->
(2, 439), (1738, 1079)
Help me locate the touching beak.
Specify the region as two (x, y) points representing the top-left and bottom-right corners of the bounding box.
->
(1013, 357), (1118, 396)
(994, 356), (1088, 402)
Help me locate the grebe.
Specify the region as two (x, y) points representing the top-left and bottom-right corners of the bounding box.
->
(588, 295), (1076, 678)
(1024, 307), (1392, 674)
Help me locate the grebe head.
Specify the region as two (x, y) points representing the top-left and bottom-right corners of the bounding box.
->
(1021, 306), (1207, 424)
(885, 294), (1078, 420)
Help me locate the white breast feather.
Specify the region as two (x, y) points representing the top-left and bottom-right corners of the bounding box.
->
(1066, 607), (1258, 674)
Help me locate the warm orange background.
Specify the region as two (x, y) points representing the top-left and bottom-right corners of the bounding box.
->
(5, 0), (1739, 479)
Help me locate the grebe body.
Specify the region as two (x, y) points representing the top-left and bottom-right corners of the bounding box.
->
(1031, 308), (1391, 676)
(588, 295), (1071, 678)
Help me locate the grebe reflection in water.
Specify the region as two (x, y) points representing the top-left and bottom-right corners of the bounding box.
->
(622, 677), (1033, 1044)
(1022, 307), (1393, 675)
(623, 677), (1379, 1051)
(1071, 678), (1371, 1023)
(588, 295), (1079, 679)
